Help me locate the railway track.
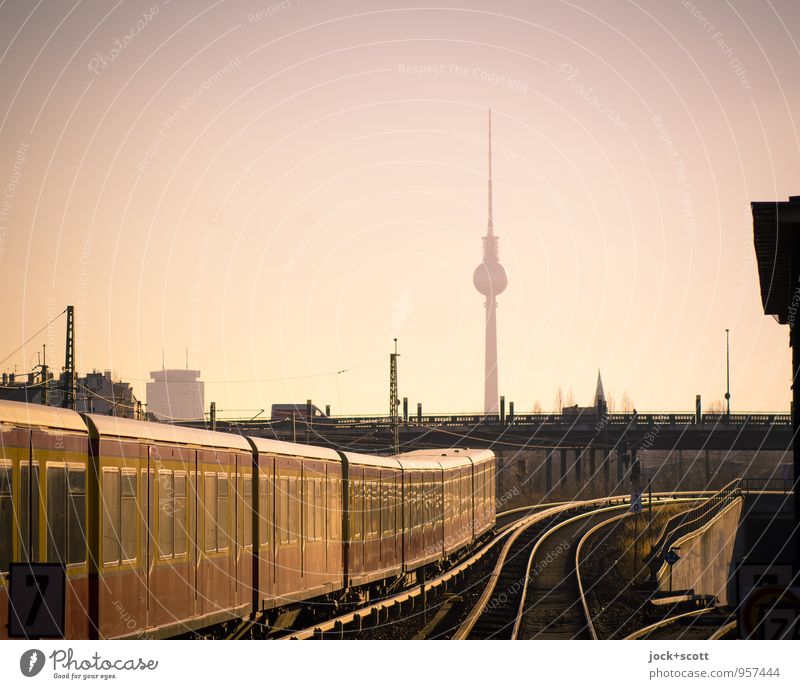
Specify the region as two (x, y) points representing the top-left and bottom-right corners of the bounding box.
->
(625, 608), (737, 640)
(233, 492), (715, 640)
(273, 498), (634, 640)
(515, 505), (633, 639)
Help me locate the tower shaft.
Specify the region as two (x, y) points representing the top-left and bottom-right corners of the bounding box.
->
(484, 298), (499, 414)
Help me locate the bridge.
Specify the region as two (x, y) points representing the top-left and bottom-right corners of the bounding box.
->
(187, 409), (792, 454)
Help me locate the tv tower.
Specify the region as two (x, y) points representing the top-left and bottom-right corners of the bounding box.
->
(472, 109), (508, 414)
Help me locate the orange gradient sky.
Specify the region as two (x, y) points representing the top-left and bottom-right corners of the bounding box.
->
(0, 0), (798, 416)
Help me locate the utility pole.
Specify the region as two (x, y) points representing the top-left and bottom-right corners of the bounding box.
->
(725, 328), (731, 416)
(210, 402), (216, 432)
(62, 305), (76, 410)
(390, 338), (399, 454)
(41, 343), (48, 406)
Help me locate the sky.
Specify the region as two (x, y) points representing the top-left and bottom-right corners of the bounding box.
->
(0, 0), (798, 417)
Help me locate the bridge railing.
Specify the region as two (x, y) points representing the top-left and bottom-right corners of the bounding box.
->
(648, 478), (742, 566)
(187, 411), (791, 431)
(740, 477), (794, 494)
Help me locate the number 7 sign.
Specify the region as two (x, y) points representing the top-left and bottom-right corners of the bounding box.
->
(7, 563), (65, 639)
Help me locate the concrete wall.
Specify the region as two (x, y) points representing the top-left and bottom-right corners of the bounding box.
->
(655, 497), (743, 605)
(494, 447), (788, 511)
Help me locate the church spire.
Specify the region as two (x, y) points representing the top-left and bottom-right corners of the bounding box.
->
(594, 369), (606, 408)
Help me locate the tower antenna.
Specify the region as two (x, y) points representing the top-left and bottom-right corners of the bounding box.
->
(488, 108), (493, 235)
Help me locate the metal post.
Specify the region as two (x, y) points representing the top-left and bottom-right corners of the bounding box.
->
(633, 514), (638, 581)
(417, 402), (422, 424)
(41, 344), (48, 406)
(695, 394), (702, 424)
(403, 397), (408, 422)
(725, 329), (731, 417)
(210, 402), (216, 432)
(508, 400), (514, 424)
(792, 234), (800, 567)
(389, 339), (399, 454)
(62, 304), (75, 410)
(499, 395), (505, 424)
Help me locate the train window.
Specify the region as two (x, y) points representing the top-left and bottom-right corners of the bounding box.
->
(304, 478), (312, 541)
(217, 473), (229, 551)
(279, 476), (289, 544)
(259, 475), (269, 547)
(120, 472), (137, 561)
(368, 482), (376, 536)
(49, 466), (87, 565)
(204, 473), (217, 553)
(381, 481), (392, 536)
(287, 477), (298, 544)
(158, 471), (174, 559)
(422, 479), (430, 526)
(307, 478), (322, 542)
(328, 477), (336, 541)
(243, 476), (253, 548)
(395, 482), (402, 534)
(19, 463), (40, 562)
(46, 466), (66, 562)
(408, 481), (419, 528)
(67, 468), (86, 565)
(350, 480), (362, 540)
(174, 473), (187, 556)
(0, 462), (12, 573)
(102, 469), (121, 565)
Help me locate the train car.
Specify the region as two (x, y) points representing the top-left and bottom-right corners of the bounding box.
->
(470, 449), (496, 538)
(1, 399), (497, 640)
(394, 454), (445, 571)
(395, 448), (496, 559)
(342, 452), (403, 588)
(0, 400), (91, 640)
(245, 436), (343, 608)
(84, 414), (254, 639)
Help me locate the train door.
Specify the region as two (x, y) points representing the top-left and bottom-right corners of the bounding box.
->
(141, 444), (154, 630)
(190, 450), (198, 621)
(19, 430), (39, 565)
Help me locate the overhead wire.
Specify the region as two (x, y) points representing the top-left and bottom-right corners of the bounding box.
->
(0, 308), (66, 368)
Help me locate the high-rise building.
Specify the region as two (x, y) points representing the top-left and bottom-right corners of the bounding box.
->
(146, 369), (204, 422)
(473, 109), (508, 414)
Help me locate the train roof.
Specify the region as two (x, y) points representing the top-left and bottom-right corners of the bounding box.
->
(0, 400), (87, 433)
(246, 435), (340, 462)
(85, 414), (252, 451)
(343, 451), (403, 470)
(394, 447), (493, 469)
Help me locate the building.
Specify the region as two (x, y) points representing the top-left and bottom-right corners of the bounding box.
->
(0, 368), (141, 418)
(146, 369), (204, 422)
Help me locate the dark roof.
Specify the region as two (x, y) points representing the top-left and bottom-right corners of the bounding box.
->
(752, 196), (800, 324)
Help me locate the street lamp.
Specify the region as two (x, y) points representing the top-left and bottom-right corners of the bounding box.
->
(725, 328), (731, 417)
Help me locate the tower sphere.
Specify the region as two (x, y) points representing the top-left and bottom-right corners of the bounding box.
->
(473, 260), (508, 297)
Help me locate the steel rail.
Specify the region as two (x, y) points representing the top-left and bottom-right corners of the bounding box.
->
(574, 497), (703, 640)
(261, 491), (746, 641)
(451, 496), (640, 640)
(623, 607), (717, 640)
(273, 508), (546, 640)
(574, 511), (632, 640)
(511, 505), (627, 640)
(709, 619), (737, 640)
